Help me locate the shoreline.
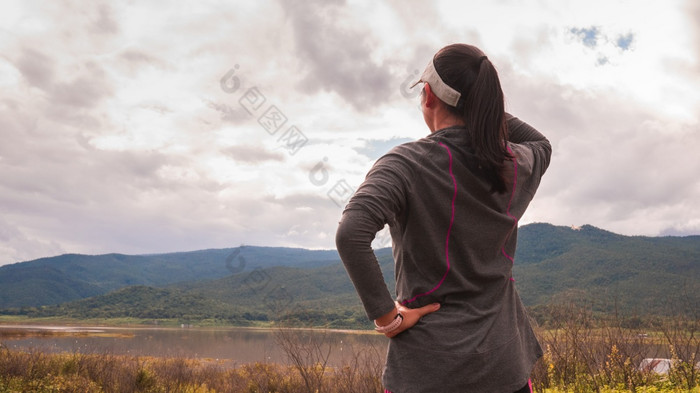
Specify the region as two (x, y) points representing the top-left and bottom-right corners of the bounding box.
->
(0, 316), (377, 336)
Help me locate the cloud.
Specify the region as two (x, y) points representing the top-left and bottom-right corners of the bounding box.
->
(0, 83), (226, 264)
(223, 145), (285, 164)
(660, 220), (700, 237)
(11, 47), (114, 115)
(0, 218), (65, 264)
(14, 49), (54, 89)
(48, 63), (112, 109)
(91, 4), (119, 35)
(502, 62), (700, 236)
(117, 49), (169, 74)
(206, 101), (251, 124)
(0, 137), (228, 263)
(278, 0), (394, 111)
(1, 0), (698, 266)
(687, 0), (700, 73)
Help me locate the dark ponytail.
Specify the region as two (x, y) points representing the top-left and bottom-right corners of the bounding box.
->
(433, 44), (512, 193)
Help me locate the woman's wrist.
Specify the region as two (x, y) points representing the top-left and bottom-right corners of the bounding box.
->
(374, 307), (400, 326)
(374, 311), (403, 334)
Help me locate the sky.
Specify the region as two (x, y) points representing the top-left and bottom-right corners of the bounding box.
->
(1, 0), (699, 265)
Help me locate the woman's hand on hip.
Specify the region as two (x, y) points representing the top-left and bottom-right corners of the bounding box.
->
(377, 301), (440, 338)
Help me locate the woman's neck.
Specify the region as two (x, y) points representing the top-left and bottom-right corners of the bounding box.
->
(428, 110), (465, 133)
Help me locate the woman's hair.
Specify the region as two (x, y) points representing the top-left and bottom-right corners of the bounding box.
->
(432, 44), (512, 193)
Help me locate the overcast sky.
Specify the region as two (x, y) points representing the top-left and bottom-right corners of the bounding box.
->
(1, 0), (699, 265)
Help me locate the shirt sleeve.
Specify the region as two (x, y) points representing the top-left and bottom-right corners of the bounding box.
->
(335, 209), (395, 320)
(506, 113), (552, 179)
(335, 151), (412, 321)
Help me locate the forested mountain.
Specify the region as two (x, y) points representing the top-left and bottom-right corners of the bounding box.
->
(0, 247), (340, 308)
(513, 224), (700, 315)
(19, 251), (395, 329)
(2, 224), (698, 324)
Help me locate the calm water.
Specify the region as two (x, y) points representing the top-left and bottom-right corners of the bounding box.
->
(0, 325), (388, 367)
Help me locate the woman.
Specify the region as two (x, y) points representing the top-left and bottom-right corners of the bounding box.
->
(335, 44), (551, 392)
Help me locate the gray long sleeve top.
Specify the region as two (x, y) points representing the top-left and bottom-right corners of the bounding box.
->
(335, 115), (551, 393)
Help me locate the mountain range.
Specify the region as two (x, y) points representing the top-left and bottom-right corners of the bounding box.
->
(0, 247), (340, 308)
(1, 223), (698, 326)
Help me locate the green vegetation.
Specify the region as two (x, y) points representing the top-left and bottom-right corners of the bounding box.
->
(529, 302), (700, 393)
(1, 303), (699, 393)
(0, 349), (382, 392)
(1, 223), (698, 328)
(0, 325), (385, 393)
(513, 224), (700, 317)
(2, 223), (698, 391)
(0, 247), (341, 308)
(5, 265), (381, 329)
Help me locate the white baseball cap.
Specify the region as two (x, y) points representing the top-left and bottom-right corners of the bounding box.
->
(409, 59), (461, 107)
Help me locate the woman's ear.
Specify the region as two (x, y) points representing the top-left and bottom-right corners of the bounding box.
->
(423, 83), (436, 108)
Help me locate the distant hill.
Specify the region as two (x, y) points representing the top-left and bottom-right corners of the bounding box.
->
(24, 250), (394, 329)
(513, 223), (700, 315)
(2, 224), (698, 324)
(38, 285), (235, 321)
(0, 247), (340, 308)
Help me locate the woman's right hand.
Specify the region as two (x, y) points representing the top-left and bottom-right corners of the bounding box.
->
(376, 301), (441, 338)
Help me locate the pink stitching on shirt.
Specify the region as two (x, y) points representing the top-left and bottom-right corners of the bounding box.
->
(402, 142), (457, 306)
(501, 145), (518, 264)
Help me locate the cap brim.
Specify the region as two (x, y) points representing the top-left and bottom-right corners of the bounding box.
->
(409, 79), (422, 89)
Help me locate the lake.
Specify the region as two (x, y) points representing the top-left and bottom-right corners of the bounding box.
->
(0, 325), (388, 368)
